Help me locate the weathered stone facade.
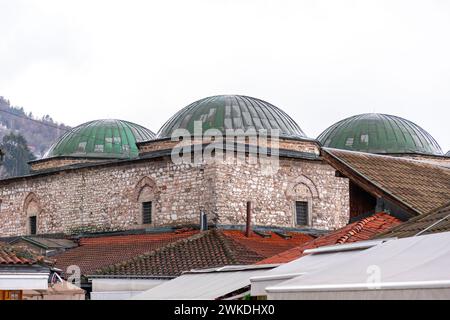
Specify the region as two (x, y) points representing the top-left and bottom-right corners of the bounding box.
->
(0, 139), (349, 237)
(214, 158), (349, 230)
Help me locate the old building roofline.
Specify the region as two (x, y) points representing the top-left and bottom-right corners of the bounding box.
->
(321, 148), (423, 217)
(1, 144), (321, 185)
(136, 134), (321, 146)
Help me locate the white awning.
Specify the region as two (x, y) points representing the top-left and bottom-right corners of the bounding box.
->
(250, 239), (387, 296)
(132, 265), (277, 300)
(266, 231), (450, 300)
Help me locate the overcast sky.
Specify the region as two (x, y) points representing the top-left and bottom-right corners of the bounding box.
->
(1, 0), (449, 151)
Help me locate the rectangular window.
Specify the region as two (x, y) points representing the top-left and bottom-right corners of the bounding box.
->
(142, 202), (152, 224)
(29, 216), (37, 235)
(295, 201), (309, 226)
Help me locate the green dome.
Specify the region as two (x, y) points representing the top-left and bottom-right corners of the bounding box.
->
(44, 119), (155, 159)
(157, 95), (306, 139)
(318, 113), (443, 155)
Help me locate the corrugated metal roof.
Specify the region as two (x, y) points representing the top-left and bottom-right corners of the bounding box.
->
(318, 113), (443, 155)
(157, 95), (306, 139)
(43, 119), (155, 159)
(133, 265), (275, 300)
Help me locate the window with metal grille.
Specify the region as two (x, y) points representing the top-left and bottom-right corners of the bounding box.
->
(29, 216), (37, 235)
(142, 202), (152, 224)
(295, 201), (309, 226)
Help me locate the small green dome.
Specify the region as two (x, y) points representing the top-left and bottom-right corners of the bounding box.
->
(44, 119), (155, 159)
(157, 95), (306, 139)
(318, 113), (443, 155)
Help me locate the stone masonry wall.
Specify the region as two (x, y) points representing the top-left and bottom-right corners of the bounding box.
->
(0, 155), (349, 237)
(0, 158), (216, 237)
(214, 158), (350, 230)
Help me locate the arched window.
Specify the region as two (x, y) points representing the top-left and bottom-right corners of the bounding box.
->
(292, 183), (313, 226)
(134, 177), (157, 226)
(138, 185), (155, 225)
(286, 176), (319, 227)
(23, 193), (41, 235)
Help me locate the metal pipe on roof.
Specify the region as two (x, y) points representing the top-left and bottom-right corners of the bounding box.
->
(246, 201), (252, 237)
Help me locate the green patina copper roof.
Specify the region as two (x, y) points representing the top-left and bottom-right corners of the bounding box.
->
(318, 113), (443, 155)
(44, 119), (155, 159)
(157, 95), (306, 139)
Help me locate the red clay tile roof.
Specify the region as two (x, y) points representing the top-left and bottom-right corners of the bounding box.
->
(257, 212), (401, 264)
(93, 230), (312, 277)
(54, 230), (198, 277)
(323, 148), (450, 215)
(376, 201), (450, 238)
(0, 243), (40, 265)
(222, 230), (313, 258)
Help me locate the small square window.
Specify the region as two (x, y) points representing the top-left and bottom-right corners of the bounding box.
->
(295, 201), (309, 226)
(345, 138), (354, 147)
(77, 142), (87, 152)
(94, 144), (104, 152)
(142, 202), (152, 224)
(361, 134), (369, 144)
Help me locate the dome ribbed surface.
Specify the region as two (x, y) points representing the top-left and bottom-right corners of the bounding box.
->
(157, 95), (306, 139)
(318, 113), (443, 155)
(44, 119), (155, 159)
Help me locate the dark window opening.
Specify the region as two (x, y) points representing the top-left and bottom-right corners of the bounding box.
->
(29, 216), (37, 235)
(142, 202), (152, 224)
(295, 201), (308, 226)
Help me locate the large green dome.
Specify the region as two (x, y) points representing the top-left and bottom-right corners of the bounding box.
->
(44, 119), (155, 159)
(318, 113), (443, 155)
(157, 95), (306, 139)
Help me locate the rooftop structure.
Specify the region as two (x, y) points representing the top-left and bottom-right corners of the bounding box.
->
(43, 119), (155, 160)
(157, 95), (307, 139)
(318, 113), (443, 155)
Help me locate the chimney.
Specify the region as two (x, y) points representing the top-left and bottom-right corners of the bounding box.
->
(245, 201), (252, 237)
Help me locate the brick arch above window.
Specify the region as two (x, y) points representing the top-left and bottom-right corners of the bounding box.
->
(133, 176), (158, 202)
(23, 192), (41, 215)
(285, 175), (319, 200)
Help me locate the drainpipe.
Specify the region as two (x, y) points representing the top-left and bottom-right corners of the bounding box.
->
(246, 201), (252, 237)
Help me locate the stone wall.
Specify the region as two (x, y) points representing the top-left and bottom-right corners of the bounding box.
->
(0, 158), (216, 236)
(0, 154), (349, 237)
(214, 158), (349, 230)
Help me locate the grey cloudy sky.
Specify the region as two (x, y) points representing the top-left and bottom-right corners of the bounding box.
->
(1, 0), (449, 151)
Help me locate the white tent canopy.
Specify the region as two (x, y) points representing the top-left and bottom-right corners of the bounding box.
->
(266, 231), (450, 300)
(250, 240), (386, 296)
(132, 265), (277, 300)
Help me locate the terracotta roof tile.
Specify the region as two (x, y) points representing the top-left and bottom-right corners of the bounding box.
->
(376, 201), (450, 238)
(54, 230), (198, 277)
(257, 212), (401, 264)
(323, 149), (450, 215)
(93, 230), (312, 277)
(0, 243), (40, 265)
